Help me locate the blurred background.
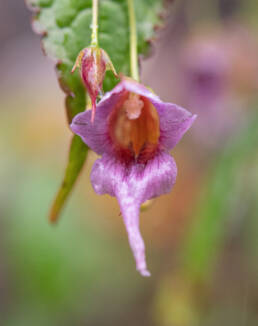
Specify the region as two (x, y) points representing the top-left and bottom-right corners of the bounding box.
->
(0, 0), (258, 325)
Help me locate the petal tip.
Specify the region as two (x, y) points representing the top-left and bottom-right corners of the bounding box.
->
(70, 120), (79, 134)
(189, 113), (198, 128)
(138, 268), (151, 277)
(192, 113), (198, 121)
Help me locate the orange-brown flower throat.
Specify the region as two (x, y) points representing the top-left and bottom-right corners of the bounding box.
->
(109, 92), (160, 163)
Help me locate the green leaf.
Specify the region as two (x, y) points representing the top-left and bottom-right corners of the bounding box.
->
(181, 113), (258, 283)
(27, 0), (164, 221)
(49, 135), (88, 223)
(28, 0), (163, 89)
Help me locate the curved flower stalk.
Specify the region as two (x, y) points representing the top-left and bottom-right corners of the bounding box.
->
(71, 0), (118, 122)
(71, 77), (196, 276)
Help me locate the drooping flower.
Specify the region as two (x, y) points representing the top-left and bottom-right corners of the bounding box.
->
(72, 46), (118, 122)
(71, 77), (196, 276)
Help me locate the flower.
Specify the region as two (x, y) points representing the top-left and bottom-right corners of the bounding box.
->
(72, 46), (118, 122)
(71, 77), (196, 276)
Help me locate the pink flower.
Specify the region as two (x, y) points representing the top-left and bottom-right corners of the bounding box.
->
(71, 77), (196, 276)
(72, 46), (118, 122)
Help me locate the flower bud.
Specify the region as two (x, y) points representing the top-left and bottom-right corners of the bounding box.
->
(72, 46), (118, 122)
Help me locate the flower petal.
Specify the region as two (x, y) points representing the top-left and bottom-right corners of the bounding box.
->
(114, 79), (197, 150)
(121, 204), (150, 276)
(70, 88), (124, 155)
(71, 78), (196, 154)
(154, 101), (197, 150)
(114, 78), (197, 150)
(90, 151), (177, 276)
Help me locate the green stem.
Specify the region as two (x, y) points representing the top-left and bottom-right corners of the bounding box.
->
(91, 0), (98, 46)
(127, 0), (139, 81)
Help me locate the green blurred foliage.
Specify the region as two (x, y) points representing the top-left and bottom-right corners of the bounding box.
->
(1, 161), (149, 325)
(153, 111), (258, 326)
(182, 112), (258, 282)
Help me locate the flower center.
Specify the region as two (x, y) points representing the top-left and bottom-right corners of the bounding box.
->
(108, 92), (160, 163)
